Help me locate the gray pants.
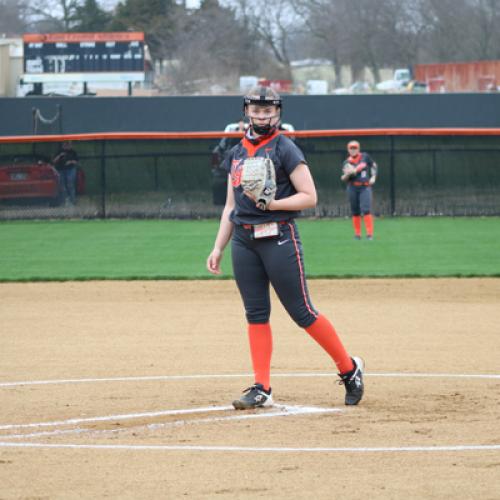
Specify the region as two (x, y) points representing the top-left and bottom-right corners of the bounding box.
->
(347, 185), (372, 216)
(231, 221), (318, 327)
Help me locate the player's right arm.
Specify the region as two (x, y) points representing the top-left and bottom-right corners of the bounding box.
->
(206, 175), (235, 275)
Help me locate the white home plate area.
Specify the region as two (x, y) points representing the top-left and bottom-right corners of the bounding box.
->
(0, 371), (499, 453)
(0, 403), (342, 441)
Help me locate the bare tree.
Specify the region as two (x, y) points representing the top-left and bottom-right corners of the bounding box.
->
(13, 0), (500, 95)
(291, 0), (423, 85)
(233, 0), (303, 80)
(166, 0), (259, 94)
(291, 0), (350, 88)
(337, 0), (408, 82)
(0, 0), (28, 36)
(390, 0), (431, 64)
(110, 0), (179, 63)
(25, 0), (81, 31)
(469, 0), (500, 59)
(420, 0), (477, 61)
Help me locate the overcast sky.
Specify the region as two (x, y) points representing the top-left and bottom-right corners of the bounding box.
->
(101, 0), (202, 9)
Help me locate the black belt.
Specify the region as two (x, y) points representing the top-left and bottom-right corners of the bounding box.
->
(242, 221), (288, 230)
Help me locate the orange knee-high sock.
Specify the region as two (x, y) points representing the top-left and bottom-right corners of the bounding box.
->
(352, 215), (361, 237)
(247, 323), (273, 391)
(363, 214), (374, 236)
(305, 314), (354, 374)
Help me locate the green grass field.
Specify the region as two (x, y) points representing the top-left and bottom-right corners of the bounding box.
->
(0, 217), (499, 281)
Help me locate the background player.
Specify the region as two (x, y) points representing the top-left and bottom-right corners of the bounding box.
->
(212, 118), (248, 166)
(206, 86), (364, 409)
(341, 140), (378, 240)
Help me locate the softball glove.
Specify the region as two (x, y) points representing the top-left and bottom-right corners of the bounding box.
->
(241, 157), (277, 210)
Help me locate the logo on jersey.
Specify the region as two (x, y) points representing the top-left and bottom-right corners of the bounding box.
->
(231, 159), (244, 187)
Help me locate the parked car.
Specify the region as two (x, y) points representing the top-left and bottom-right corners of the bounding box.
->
(405, 80), (428, 93)
(333, 81), (372, 94)
(376, 68), (412, 92)
(0, 155), (62, 206)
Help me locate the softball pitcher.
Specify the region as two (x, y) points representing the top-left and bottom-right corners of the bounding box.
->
(206, 86), (364, 409)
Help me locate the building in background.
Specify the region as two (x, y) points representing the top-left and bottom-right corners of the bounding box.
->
(414, 61), (500, 92)
(0, 38), (23, 97)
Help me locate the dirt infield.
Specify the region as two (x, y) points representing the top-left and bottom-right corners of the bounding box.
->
(1, 278), (499, 499)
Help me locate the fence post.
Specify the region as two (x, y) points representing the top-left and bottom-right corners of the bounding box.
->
(154, 156), (159, 190)
(100, 140), (107, 219)
(389, 135), (396, 215)
(432, 150), (437, 185)
(57, 104), (63, 135)
(31, 107), (36, 134)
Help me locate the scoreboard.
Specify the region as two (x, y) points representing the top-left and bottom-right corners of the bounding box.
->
(22, 32), (146, 83)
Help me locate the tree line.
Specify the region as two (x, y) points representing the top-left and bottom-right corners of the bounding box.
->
(1, 0), (499, 93)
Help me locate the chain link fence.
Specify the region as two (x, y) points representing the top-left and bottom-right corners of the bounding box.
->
(1, 133), (499, 220)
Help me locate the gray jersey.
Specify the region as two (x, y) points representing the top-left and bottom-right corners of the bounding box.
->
(224, 131), (306, 225)
(342, 152), (377, 185)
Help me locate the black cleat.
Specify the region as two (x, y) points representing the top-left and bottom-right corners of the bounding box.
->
(232, 383), (273, 410)
(339, 357), (365, 405)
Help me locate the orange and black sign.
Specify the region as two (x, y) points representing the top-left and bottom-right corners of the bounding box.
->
(23, 32), (145, 75)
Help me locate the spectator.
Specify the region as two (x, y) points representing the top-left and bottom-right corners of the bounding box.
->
(53, 141), (79, 205)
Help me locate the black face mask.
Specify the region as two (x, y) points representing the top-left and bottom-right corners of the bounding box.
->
(252, 121), (274, 135)
(245, 100), (282, 137)
(249, 114), (281, 136)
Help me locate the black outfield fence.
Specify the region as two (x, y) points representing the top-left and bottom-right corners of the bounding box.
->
(0, 129), (499, 220)
(2, 93), (500, 136)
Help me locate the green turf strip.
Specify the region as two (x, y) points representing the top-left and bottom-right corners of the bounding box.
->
(0, 217), (499, 281)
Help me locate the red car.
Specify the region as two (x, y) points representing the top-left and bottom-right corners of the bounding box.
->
(0, 155), (62, 206)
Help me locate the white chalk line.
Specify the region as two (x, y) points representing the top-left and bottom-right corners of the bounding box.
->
(1, 405), (341, 441)
(3, 428), (90, 441)
(1, 371), (499, 388)
(0, 405), (233, 431)
(0, 442), (499, 453)
(1, 372), (498, 455)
